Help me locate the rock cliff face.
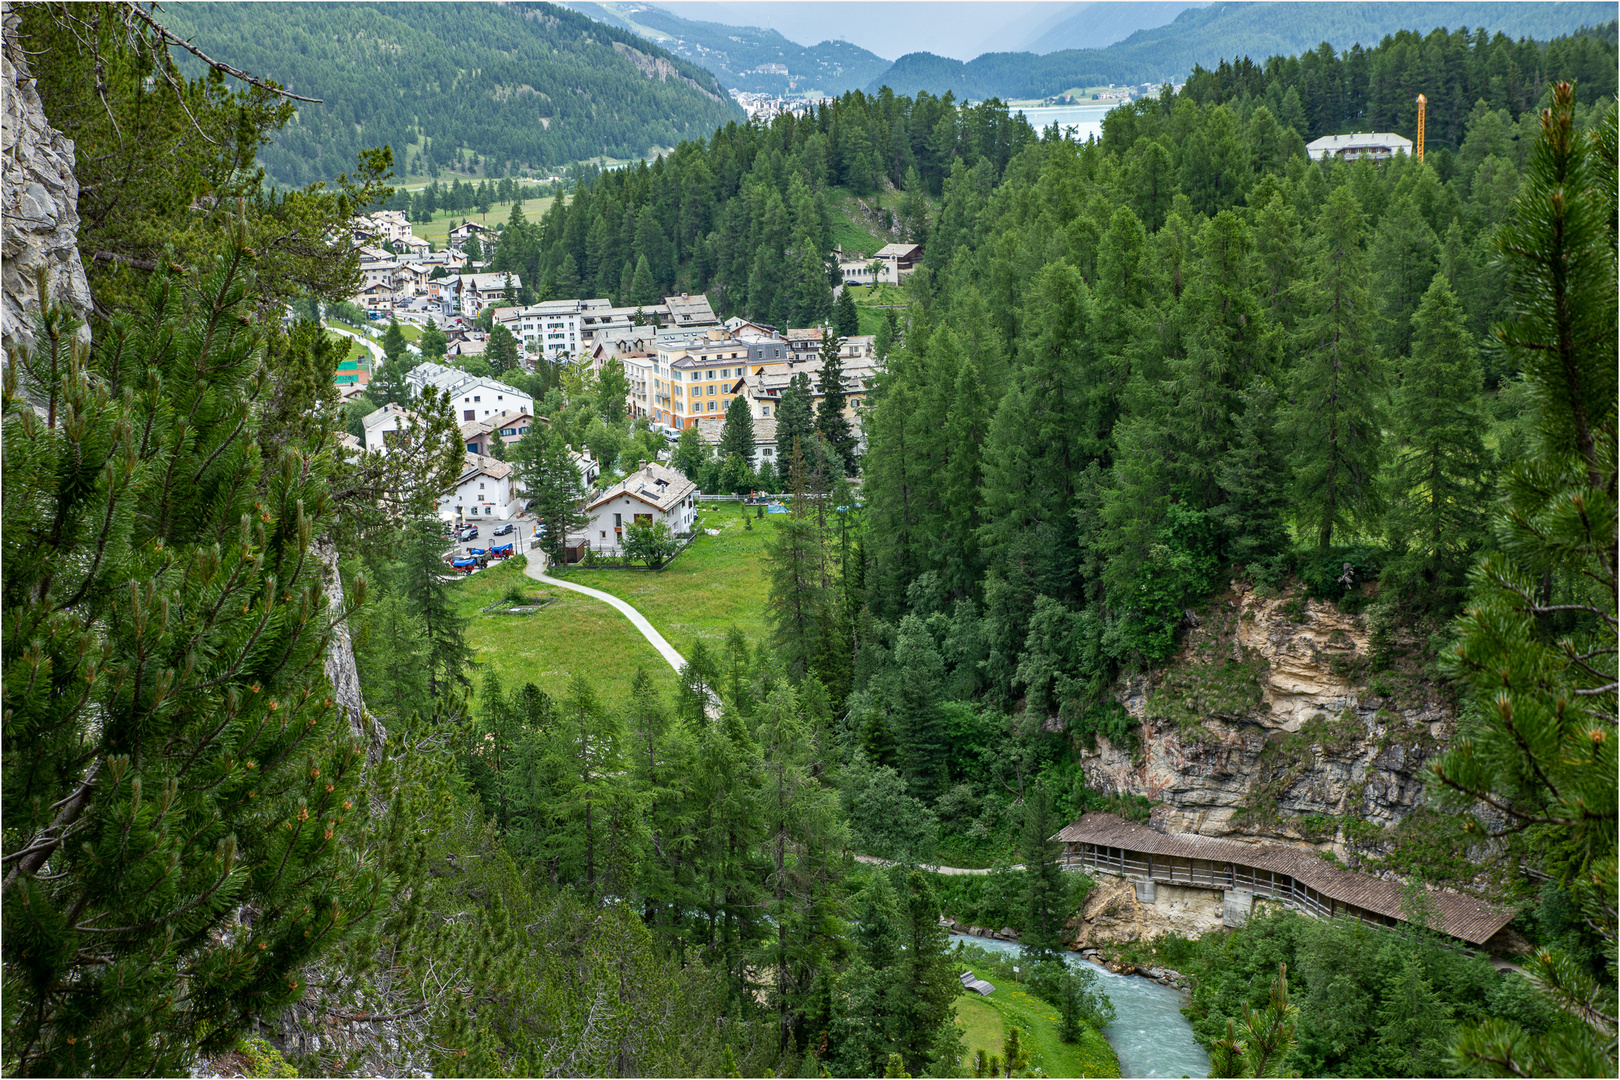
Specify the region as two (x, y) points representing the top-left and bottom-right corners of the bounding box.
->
(1081, 584), (1456, 861)
(2, 0), (92, 352)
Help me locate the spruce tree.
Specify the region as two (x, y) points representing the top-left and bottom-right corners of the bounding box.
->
(888, 616), (947, 804)
(815, 331), (857, 475)
(383, 317), (409, 364)
(775, 372), (816, 487)
(1282, 185), (1385, 549)
(2, 254), (386, 1075)
(1370, 195), (1440, 361)
(1020, 782), (1070, 964)
(419, 316), (448, 360)
(1382, 274), (1490, 610)
(834, 287), (859, 338)
(719, 394), (756, 463)
(486, 324), (520, 374)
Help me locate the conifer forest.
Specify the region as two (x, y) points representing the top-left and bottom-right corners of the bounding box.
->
(1, 3), (1615, 1078)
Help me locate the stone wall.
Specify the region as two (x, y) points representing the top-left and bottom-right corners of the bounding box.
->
(2, 0), (92, 352)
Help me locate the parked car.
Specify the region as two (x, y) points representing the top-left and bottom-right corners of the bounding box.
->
(492, 522), (515, 537)
(457, 525), (479, 541)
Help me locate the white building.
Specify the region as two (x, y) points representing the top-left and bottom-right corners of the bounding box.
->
(1306, 132), (1414, 162)
(581, 462), (697, 554)
(360, 402), (421, 454)
(404, 362), (535, 422)
(437, 452), (523, 522)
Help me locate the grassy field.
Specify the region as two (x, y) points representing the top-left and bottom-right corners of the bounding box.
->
(954, 965), (1121, 1078)
(826, 186), (891, 258)
(551, 502), (775, 656)
(408, 195), (559, 248)
(452, 556), (678, 707)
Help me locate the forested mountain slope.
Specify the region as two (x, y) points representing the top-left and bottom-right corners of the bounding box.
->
(563, 1), (892, 94)
(162, 1), (743, 187)
(867, 1), (1617, 98)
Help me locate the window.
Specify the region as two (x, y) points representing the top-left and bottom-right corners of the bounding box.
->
(708, 385), (716, 395)
(762, 406), (771, 417)
(464, 410), (475, 420)
(466, 441), (478, 451)
(613, 513), (621, 527)
(601, 530), (607, 538)
(763, 448), (772, 456)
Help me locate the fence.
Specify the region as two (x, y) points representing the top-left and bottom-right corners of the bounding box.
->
(1063, 843), (1389, 928)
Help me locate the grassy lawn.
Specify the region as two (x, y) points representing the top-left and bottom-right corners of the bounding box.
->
(343, 339), (371, 362)
(954, 965), (1121, 1078)
(852, 282), (909, 336)
(551, 502), (774, 656)
(452, 556), (678, 708)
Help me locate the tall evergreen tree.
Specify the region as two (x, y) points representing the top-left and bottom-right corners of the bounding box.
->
(2, 256), (387, 1074)
(719, 393), (756, 463)
(398, 517), (477, 698)
(1382, 274), (1490, 609)
(1020, 782), (1070, 963)
(1283, 185), (1385, 549)
(815, 331), (857, 475)
(1430, 88), (1617, 1080)
(834, 287), (859, 338)
(383, 317), (408, 364)
(513, 426), (588, 566)
(775, 372), (816, 487)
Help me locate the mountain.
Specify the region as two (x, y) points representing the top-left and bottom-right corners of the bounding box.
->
(561, 1), (891, 93)
(867, 1), (1619, 98)
(1011, 2), (1209, 55)
(161, 2), (743, 188)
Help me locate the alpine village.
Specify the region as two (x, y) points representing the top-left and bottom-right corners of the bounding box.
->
(1, 1), (1615, 1077)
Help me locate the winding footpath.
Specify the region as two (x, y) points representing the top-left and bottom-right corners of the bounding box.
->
(853, 854), (1024, 876)
(522, 556), (687, 675)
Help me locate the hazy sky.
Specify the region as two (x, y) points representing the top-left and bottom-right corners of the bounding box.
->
(655, 2), (1076, 60)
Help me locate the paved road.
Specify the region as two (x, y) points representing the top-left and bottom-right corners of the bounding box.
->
(324, 323), (383, 363)
(522, 554), (688, 676)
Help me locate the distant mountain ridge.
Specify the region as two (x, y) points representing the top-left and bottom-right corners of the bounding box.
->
(162, 2), (743, 188)
(867, 1), (1619, 98)
(562, 1), (891, 93)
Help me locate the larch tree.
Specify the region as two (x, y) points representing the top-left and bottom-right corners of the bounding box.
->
(815, 330), (856, 475)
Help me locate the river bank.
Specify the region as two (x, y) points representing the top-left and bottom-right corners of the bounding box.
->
(950, 934), (1209, 1079)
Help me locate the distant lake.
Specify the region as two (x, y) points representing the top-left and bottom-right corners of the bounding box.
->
(1009, 102), (1117, 142)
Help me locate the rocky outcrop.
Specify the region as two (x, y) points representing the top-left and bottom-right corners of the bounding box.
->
(1082, 585), (1456, 856)
(2, 1), (92, 352)
(611, 41), (724, 103)
(1065, 875), (1227, 949)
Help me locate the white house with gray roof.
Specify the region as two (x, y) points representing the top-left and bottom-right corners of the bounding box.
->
(582, 462), (697, 554)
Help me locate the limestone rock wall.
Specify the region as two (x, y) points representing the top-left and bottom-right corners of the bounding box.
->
(1081, 584), (1455, 857)
(2, 1), (92, 352)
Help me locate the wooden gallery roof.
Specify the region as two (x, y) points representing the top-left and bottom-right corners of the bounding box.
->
(1053, 813), (1516, 946)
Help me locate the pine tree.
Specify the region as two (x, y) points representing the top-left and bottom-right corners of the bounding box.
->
(632, 254), (659, 307)
(1282, 185), (1385, 549)
(815, 331), (857, 475)
(1370, 195), (1440, 361)
(1216, 379), (1290, 567)
(1431, 88), (1617, 1080)
(1382, 274), (1490, 610)
(2, 253), (386, 1074)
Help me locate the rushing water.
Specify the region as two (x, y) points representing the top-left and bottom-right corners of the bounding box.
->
(949, 934), (1210, 1079)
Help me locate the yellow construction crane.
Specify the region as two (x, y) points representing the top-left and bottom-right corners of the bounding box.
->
(1415, 94), (1426, 161)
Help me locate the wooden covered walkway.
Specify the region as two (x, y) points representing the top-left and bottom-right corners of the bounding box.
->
(1053, 813), (1516, 946)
